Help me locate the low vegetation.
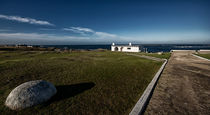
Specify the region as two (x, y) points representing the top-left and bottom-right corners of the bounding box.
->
(195, 54), (210, 59)
(134, 52), (171, 59)
(0, 51), (162, 114)
(0, 46), (49, 51)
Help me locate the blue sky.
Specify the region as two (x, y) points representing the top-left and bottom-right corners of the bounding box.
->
(0, 0), (210, 45)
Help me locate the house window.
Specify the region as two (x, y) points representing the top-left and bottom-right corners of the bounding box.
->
(127, 47), (131, 50)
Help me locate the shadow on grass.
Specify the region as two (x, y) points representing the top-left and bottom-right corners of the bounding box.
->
(46, 82), (95, 105)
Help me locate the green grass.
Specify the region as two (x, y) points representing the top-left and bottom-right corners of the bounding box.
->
(0, 51), (162, 114)
(134, 52), (171, 59)
(195, 54), (210, 59)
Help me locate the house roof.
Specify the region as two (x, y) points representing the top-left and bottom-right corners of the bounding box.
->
(111, 45), (140, 47)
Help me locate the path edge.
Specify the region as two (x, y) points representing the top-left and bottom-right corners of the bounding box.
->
(129, 59), (168, 115)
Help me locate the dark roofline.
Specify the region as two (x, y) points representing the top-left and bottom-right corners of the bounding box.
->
(111, 45), (140, 47)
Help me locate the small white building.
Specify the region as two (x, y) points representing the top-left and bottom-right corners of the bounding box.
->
(111, 43), (140, 52)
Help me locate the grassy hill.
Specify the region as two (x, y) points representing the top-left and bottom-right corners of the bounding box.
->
(0, 51), (162, 114)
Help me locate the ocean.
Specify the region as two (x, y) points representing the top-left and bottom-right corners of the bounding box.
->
(42, 44), (210, 53)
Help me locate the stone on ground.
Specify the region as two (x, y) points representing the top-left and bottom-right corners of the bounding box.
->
(5, 80), (57, 110)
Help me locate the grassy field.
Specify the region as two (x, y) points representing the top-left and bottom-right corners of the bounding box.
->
(196, 54), (210, 59)
(133, 52), (171, 59)
(0, 51), (162, 114)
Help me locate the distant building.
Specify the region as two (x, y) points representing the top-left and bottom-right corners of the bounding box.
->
(16, 44), (33, 48)
(16, 44), (27, 47)
(27, 45), (33, 48)
(111, 43), (140, 52)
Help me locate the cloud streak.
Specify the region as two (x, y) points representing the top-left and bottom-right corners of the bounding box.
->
(0, 32), (90, 42)
(0, 14), (54, 26)
(1, 31), (209, 45)
(63, 26), (117, 38)
(95, 32), (117, 38)
(63, 27), (94, 35)
(0, 32), (122, 45)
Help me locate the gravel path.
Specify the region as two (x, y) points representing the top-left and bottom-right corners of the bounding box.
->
(145, 51), (210, 115)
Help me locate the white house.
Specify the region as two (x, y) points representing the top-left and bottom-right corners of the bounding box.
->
(111, 43), (140, 52)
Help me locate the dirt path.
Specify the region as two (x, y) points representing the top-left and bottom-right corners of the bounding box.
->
(145, 51), (210, 115)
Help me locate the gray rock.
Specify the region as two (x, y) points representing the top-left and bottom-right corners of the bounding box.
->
(5, 80), (57, 110)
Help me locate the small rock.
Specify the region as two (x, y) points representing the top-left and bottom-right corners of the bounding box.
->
(5, 80), (57, 110)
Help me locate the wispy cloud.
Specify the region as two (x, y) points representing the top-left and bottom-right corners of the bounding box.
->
(0, 14), (54, 26)
(63, 26), (117, 38)
(0, 32), (122, 45)
(0, 32), (87, 44)
(0, 31), (209, 45)
(69, 27), (94, 33)
(95, 32), (117, 38)
(0, 27), (123, 45)
(0, 32), (89, 41)
(63, 27), (94, 35)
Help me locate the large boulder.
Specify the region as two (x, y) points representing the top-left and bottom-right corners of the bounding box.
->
(5, 80), (57, 110)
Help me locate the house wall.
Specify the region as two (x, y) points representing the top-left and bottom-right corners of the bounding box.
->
(111, 46), (140, 52)
(122, 46), (139, 52)
(198, 50), (210, 54)
(111, 46), (116, 51)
